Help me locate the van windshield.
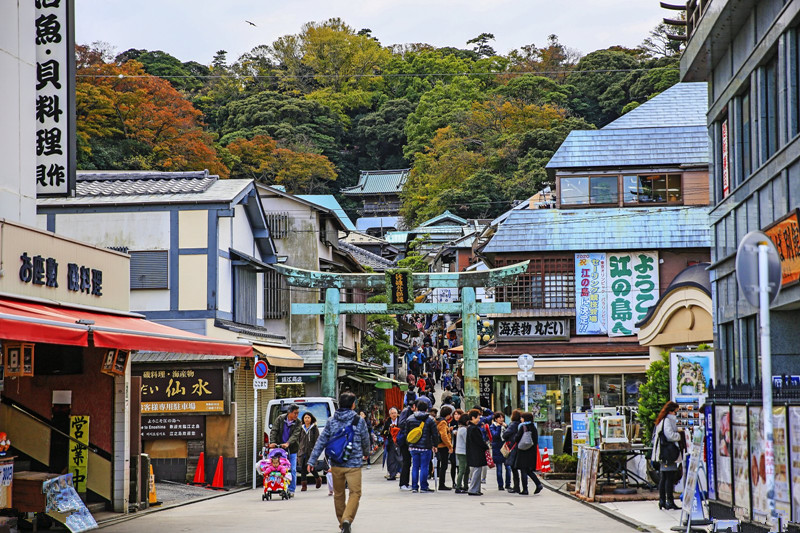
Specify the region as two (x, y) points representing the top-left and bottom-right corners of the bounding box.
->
(269, 402), (332, 429)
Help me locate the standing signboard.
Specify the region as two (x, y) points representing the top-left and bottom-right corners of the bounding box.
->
(35, 0), (76, 196)
(715, 405), (733, 503)
(479, 376), (493, 409)
(572, 412), (588, 454)
(606, 252), (659, 337)
(575, 253), (607, 335)
(772, 407), (791, 520)
(670, 351), (714, 431)
(731, 405), (751, 520)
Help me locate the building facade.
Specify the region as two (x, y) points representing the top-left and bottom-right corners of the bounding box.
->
(476, 83), (712, 429)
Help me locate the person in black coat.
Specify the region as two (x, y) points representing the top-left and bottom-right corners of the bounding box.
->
(513, 412), (543, 495)
(502, 410), (522, 493)
(466, 409), (489, 496)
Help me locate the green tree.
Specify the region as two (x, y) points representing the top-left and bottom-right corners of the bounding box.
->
(467, 33), (496, 58)
(351, 98), (414, 170)
(115, 49), (209, 93)
(566, 49), (640, 125)
(638, 351), (670, 443)
(397, 235), (429, 272)
(361, 294), (399, 366)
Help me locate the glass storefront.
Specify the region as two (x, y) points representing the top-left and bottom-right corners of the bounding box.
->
(492, 372), (646, 435)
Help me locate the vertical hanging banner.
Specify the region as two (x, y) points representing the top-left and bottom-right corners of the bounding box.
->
(35, 0), (76, 196)
(575, 253), (607, 335)
(69, 415), (89, 493)
(606, 252), (659, 337)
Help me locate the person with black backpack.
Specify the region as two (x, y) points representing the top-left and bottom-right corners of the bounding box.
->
(651, 401), (684, 510)
(307, 392), (370, 533)
(402, 399), (440, 493)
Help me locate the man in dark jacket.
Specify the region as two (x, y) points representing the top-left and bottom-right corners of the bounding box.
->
(308, 392), (370, 533)
(403, 399), (439, 492)
(269, 403), (302, 495)
(466, 408), (489, 496)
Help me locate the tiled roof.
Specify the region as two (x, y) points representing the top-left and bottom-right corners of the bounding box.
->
(341, 169), (410, 195)
(338, 241), (395, 270)
(483, 206), (711, 253)
(416, 210), (468, 228)
(132, 351), (234, 363)
(355, 216), (403, 232)
(547, 82), (709, 170)
(38, 171), (253, 206)
(296, 194), (356, 231)
(603, 82), (708, 129)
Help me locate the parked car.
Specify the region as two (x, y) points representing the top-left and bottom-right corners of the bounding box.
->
(263, 397), (336, 444)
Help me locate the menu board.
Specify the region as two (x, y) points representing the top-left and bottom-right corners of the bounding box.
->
(789, 407), (800, 520)
(731, 406), (751, 519)
(715, 405), (732, 503)
(773, 407), (791, 521)
(675, 401), (703, 432)
(749, 407), (768, 522)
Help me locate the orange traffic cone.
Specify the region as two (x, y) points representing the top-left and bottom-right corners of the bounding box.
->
(208, 456), (227, 491)
(540, 447), (551, 473)
(191, 452), (206, 485)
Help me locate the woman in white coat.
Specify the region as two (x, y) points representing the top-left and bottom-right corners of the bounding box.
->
(651, 401), (684, 510)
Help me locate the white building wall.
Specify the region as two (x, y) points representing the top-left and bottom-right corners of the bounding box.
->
(130, 289), (170, 312)
(218, 216), (232, 251)
(232, 205), (257, 259)
(0, 2), (37, 225)
(56, 211), (170, 250)
(218, 256), (232, 314)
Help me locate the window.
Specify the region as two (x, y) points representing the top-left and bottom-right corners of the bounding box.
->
(738, 90), (752, 181)
(265, 212), (289, 239)
(264, 268), (286, 319)
(624, 174), (682, 204)
(560, 177), (588, 205)
(589, 176), (618, 204)
(130, 250), (168, 289)
(762, 55), (779, 161)
(560, 176), (619, 206)
(792, 28), (800, 139)
(233, 266), (258, 326)
(496, 256), (575, 309)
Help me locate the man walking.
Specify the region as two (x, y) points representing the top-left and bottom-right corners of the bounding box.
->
(435, 405), (454, 490)
(308, 392), (370, 533)
(396, 398), (416, 490)
(403, 399), (439, 493)
(269, 403), (302, 496)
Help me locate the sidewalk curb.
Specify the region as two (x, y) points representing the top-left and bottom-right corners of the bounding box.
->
(96, 486), (250, 529)
(541, 478), (661, 533)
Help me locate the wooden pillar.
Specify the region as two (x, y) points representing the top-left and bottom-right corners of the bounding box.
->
(322, 287), (340, 399)
(461, 286), (479, 409)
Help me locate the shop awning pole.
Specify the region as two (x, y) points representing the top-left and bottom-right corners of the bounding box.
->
(253, 385), (258, 490)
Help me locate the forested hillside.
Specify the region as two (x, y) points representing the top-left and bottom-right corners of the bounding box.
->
(75, 19), (682, 225)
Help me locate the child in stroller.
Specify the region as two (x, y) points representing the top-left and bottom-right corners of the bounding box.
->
(256, 448), (293, 500)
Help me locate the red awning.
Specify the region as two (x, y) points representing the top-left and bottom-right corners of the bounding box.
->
(0, 297), (253, 357)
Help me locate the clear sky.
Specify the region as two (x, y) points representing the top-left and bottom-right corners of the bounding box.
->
(76, 1), (667, 65)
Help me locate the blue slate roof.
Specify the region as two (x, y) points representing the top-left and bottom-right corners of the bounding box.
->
(416, 210), (468, 228)
(341, 169), (410, 195)
(355, 216), (403, 232)
(482, 206), (711, 253)
(547, 82), (709, 170)
(296, 195), (356, 231)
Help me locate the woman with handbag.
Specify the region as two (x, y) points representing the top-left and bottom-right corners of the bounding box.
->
(651, 401), (684, 510)
(502, 410), (522, 493)
(297, 412), (322, 491)
(514, 412), (543, 495)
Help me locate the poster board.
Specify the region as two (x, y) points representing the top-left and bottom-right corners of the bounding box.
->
(572, 412), (588, 454)
(773, 407), (791, 521)
(789, 407), (800, 521)
(715, 405), (732, 503)
(575, 447), (600, 501)
(731, 406), (751, 520)
(671, 351), (714, 402)
(749, 406), (768, 523)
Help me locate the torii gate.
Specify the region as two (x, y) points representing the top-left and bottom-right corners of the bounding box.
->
(271, 261), (529, 408)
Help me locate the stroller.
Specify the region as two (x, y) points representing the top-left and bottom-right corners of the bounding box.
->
(256, 448), (293, 501)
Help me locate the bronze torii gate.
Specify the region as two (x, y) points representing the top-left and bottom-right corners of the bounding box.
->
(271, 261), (529, 408)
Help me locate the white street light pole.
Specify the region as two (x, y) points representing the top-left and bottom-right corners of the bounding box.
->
(759, 243), (776, 527)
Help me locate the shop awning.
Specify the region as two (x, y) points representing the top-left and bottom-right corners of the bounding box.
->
(478, 357), (649, 376)
(343, 372), (408, 391)
(253, 344), (305, 368)
(0, 297), (253, 357)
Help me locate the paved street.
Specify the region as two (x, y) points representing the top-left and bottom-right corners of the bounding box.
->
(101, 466), (635, 533)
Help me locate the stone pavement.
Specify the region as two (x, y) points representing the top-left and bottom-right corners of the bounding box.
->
(99, 462), (638, 533)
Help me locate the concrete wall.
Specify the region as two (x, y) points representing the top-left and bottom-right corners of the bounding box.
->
(0, 1), (37, 225)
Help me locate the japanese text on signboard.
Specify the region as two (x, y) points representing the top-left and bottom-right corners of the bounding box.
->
(69, 415), (89, 493)
(497, 319), (568, 340)
(35, 0), (74, 196)
(575, 253), (607, 335)
(19, 251), (103, 297)
(141, 416), (205, 440)
(135, 368), (226, 414)
(606, 252), (658, 337)
(765, 209), (800, 287)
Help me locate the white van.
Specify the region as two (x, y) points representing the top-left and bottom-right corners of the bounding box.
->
(263, 397), (336, 444)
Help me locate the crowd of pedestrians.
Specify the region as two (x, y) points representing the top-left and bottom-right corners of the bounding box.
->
(382, 391), (544, 496)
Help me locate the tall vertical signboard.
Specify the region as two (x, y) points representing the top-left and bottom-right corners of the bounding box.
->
(35, 0), (76, 196)
(575, 253), (607, 335)
(721, 119), (730, 198)
(606, 252), (659, 337)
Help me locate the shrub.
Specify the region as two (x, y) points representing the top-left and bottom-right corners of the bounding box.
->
(551, 453), (578, 473)
(637, 351), (670, 444)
